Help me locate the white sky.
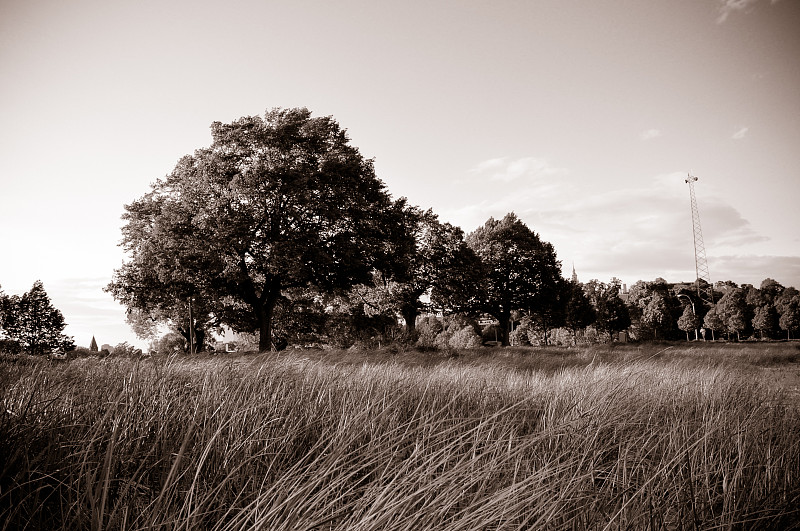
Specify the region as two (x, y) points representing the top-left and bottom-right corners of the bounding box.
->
(1, 0), (798, 349)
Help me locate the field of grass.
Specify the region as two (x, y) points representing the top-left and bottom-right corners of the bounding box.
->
(2, 342), (799, 530)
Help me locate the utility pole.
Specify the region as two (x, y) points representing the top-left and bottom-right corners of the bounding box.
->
(685, 173), (714, 306)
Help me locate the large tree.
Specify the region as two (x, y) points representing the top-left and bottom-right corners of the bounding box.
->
(109, 108), (398, 351)
(465, 213), (562, 346)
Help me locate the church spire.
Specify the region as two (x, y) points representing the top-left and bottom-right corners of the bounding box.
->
(571, 262), (578, 283)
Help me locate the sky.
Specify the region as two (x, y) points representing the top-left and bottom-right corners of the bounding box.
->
(1, 0), (798, 349)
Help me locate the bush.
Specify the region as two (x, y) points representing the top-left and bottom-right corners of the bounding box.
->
(114, 342), (143, 357)
(449, 326), (482, 349)
(416, 316), (444, 349)
(0, 338), (21, 354)
(71, 347), (94, 358)
(150, 332), (186, 354)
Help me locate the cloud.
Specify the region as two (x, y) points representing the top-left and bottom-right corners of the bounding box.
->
(470, 156), (568, 183)
(732, 126), (748, 140)
(710, 255), (800, 287)
(716, 0), (777, 23)
(640, 129), (661, 141)
(440, 169), (795, 287)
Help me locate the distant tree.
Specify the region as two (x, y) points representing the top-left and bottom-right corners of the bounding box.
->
(703, 306), (724, 340)
(626, 278), (680, 340)
(0, 285), (8, 335)
(759, 278), (785, 305)
(677, 304), (700, 341)
(584, 279), (630, 341)
(640, 295), (672, 340)
(89, 336), (98, 352)
(466, 213), (562, 346)
(715, 287), (750, 341)
(776, 288), (800, 340)
(752, 304), (779, 339)
(563, 281), (596, 341)
(744, 284), (764, 309)
(1, 281), (74, 355)
(108, 108), (399, 351)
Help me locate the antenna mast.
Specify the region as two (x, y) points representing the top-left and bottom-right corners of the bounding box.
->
(685, 173), (714, 305)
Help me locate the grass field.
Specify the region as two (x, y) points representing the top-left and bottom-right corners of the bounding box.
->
(2, 342), (799, 530)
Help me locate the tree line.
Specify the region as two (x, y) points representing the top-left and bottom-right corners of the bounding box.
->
(103, 107), (799, 352)
(624, 277), (800, 342)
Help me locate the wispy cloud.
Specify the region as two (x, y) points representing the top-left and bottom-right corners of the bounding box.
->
(470, 156), (568, 183)
(732, 126), (749, 140)
(441, 169), (786, 287)
(640, 128), (661, 141)
(716, 0), (777, 23)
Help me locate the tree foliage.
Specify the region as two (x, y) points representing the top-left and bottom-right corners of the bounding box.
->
(465, 213), (561, 346)
(583, 279), (631, 340)
(563, 281), (596, 337)
(677, 305), (700, 341)
(715, 287), (750, 341)
(752, 304), (779, 339)
(0, 281), (74, 355)
(776, 288), (800, 340)
(350, 204), (482, 335)
(108, 108), (398, 351)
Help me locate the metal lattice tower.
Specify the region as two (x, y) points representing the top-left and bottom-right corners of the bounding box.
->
(685, 173), (714, 305)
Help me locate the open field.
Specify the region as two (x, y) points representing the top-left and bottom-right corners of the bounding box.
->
(2, 342), (800, 530)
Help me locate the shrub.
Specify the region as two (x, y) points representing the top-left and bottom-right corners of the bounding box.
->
(416, 316), (444, 349)
(113, 342), (143, 357)
(449, 326), (482, 349)
(0, 338), (21, 354)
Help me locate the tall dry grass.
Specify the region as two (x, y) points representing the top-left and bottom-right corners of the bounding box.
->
(1, 344), (799, 530)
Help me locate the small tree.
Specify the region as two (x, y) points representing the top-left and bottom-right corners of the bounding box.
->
(752, 304), (779, 339)
(777, 291), (800, 340)
(716, 288), (750, 341)
(677, 304), (700, 341)
(1, 281), (74, 355)
(703, 307), (724, 340)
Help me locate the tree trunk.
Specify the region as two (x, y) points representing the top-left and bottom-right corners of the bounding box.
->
(401, 306), (418, 336)
(258, 310), (272, 352)
(497, 311), (510, 346)
(257, 285), (282, 352)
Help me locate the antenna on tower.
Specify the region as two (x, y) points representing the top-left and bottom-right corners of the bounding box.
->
(685, 173), (714, 306)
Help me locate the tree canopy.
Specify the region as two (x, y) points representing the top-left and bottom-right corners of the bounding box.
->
(108, 108), (399, 351)
(0, 281), (73, 355)
(465, 213), (561, 346)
